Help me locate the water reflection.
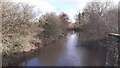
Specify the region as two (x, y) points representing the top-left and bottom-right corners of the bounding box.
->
(56, 33), (82, 66)
(19, 32), (106, 66)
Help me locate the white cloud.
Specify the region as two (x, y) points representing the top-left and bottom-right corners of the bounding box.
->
(12, 0), (56, 13)
(67, 9), (77, 23)
(30, 0), (56, 13)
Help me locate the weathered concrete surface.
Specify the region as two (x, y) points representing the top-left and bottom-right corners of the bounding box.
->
(118, 2), (120, 66)
(107, 33), (120, 66)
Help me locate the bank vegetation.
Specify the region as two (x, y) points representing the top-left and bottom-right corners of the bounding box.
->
(1, 2), (70, 66)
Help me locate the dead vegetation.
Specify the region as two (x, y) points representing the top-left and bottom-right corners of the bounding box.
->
(77, 2), (118, 42)
(1, 1), (69, 66)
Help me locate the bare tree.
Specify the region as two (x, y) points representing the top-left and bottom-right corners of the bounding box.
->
(21, 4), (36, 23)
(1, 2), (37, 55)
(74, 12), (85, 28)
(79, 2), (118, 41)
(59, 12), (69, 30)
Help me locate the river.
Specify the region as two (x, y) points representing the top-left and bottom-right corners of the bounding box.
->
(18, 32), (106, 66)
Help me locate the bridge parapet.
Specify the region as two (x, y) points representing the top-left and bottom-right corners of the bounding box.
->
(106, 33), (120, 66)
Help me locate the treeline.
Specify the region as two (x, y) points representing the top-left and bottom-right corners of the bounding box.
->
(75, 2), (118, 41)
(1, 2), (70, 56)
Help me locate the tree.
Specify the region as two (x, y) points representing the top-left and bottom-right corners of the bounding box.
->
(41, 12), (62, 38)
(74, 11), (85, 28)
(21, 4), (36, 23)
(59, 12), (69, 30)
(84, 2), (112, 22)
(79, 2), (118, 41)
(1, 2), (36, 34)
(59, 12), (69, 22)
(1, 2), (37, 54)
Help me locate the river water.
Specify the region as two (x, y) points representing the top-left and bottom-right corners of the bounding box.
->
(18, 32), (106, 66)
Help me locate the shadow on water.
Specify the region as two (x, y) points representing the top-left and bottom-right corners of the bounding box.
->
(18, 32), (107, 66)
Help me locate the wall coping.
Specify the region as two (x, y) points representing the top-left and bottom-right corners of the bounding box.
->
(108, 33), (120, 37)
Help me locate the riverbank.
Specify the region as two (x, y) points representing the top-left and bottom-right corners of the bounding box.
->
(2, 34), (65, 66)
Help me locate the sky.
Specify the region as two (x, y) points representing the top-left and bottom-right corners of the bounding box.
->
(4, 0), (120, 22)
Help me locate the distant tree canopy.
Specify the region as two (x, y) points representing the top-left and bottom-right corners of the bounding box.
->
(39, 12), (69, 38)
(74, 12), (85, 28)
(40, 12), (62, 38)
(59, 12), (69, 30)
(59, 12), (69, 22)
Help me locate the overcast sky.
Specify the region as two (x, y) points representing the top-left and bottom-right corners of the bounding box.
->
(5, 0), (120, 22)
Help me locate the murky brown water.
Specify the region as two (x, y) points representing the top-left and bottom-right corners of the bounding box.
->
(18, 32), (106, 66)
